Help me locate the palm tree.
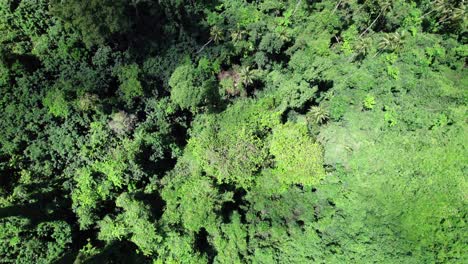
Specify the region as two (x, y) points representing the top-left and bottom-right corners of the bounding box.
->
(210, 26), (224, 44)
(307, 106), (329, 124)
(197, 26), (224, 53)
(379, 31), (405, 51)
(238, 66), (254, 87)
(355, 37), (373, 57)
(231, 26), (246, 43)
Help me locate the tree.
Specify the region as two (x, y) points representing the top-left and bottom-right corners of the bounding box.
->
(169, 62), (215, 111)
(108, 111), (137, 135)
(43, 88), (70, 118)
(0, 0), (466, 263)
(50, 0), (131, 47)
(188, 98), (281, 187)
(0, 217), (72, 263)
(115, 63), (144, 106)
(270, 122), (325, 186)
(307, 106), (330, 124)
(161, 156), (229, 233)
(98, 193), (161, 256)
(211, 213), (247, 263)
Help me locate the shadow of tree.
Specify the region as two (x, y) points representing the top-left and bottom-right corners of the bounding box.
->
(53, 240), (150, 264)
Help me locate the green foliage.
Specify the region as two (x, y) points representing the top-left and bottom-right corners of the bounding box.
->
(270, 122), (325, 186)
(75, 239), (100, 262)
(0, 0), (51, 56)
(211, 213), (247, 263)
(0, 0), (466, 263)
(0, 217), (71, 263)
(169, 61), (216, 111)
(189, 98), (281, 187)
(386, 65), (400, 79)
(363, 94), (376, 110)
(336, 127), (468, 262)
(244, 179), (330, 263)
(153, 231), (208, 264)
(115, 63), (143, 105)
(76, 93), (99, 112)
(99, 193), (161, 256)
(72, 167), (104, 229)
(219, 76), (242, 97)
(50, 0), (131, 47)
(307, 106), (329, 124)
(0, 217), (29, 262)
(35, 221), (73, 262)
(72, 124), (144, 229)
(384, 108), (398, 127)
(340, 25), (358, 55)
(379, 32), (406, 52)
(43, 88), (69, 117)
(161, 161), (222, 232)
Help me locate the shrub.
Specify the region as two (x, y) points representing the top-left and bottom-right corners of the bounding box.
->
(270, 122), (325, 186)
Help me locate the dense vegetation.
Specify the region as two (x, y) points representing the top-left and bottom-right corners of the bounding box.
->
(0, 0), (466, 263)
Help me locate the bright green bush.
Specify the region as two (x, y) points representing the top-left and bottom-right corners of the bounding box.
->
(189, 98), (281, 187)
(43, 88), (69, 117)
(115, 64), (143, 105)
(98, 193), (161, 256)
(169, 62), (216, 111)
(363, 94), (376, 110)
(161, 158), (223, 232)
(270, 122), (325, 186)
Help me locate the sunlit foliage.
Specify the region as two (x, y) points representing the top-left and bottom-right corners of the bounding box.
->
(0, 0), (465, 263)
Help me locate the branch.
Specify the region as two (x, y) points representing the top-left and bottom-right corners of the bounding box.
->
(334, 35), (341, 44)
(359, 7), (387, 38)
(332, 0), (342, 14)
(292, 0), (302, 17)
(421, 5), (444, 18)
(196, 38), (213, 54)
